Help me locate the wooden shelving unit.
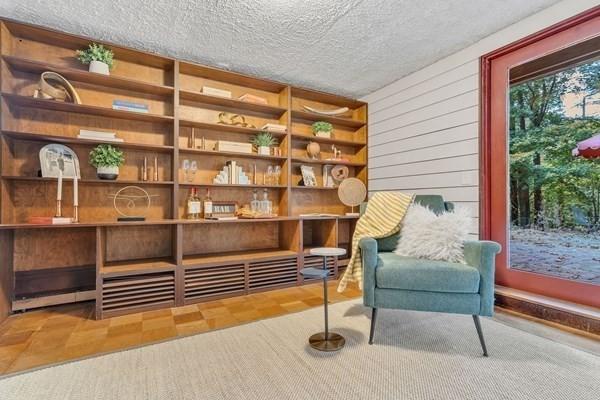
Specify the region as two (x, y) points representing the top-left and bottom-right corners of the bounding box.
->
(0, 18), (368, 321)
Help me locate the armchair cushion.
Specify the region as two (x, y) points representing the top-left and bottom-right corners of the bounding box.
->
(375, 252), (480, 294)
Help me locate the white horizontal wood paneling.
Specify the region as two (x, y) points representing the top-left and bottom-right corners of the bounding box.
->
(362, 0), (598, 239)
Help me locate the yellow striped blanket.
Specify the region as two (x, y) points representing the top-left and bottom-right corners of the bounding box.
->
(337, 191), (414, 292)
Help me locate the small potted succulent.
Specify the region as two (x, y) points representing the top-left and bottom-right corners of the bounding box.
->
(312, 121), (333, 138)
(251, 131), (278, 156)
(76, 43), (114, 75)
(89, 144), (124, 180)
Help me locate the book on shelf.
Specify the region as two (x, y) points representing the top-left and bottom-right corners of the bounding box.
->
(205, 216), (238, 221)
(112, 100), (149, 113)
(202, 86), (232, 99)
(238, 93), (268, 105)
(78, 129), (124, 142)
(28, 216), (73, 225)
(215, 140), (253, 154)
(261, 123), (287, 132)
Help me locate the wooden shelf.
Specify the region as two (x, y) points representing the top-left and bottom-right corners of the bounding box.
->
(291, 185), (338, 190)
(179, 216), (298, 225)
(180, 89), (287, 116)
(178, 182), (286, 189)
(291, 110), (365, 129)
(179, 62), (286, 93)
(290, 133), (366, 147)
(178, 119), (287, 137)
(1, 175), (174, 186)
(2, 55), (174, 96)
(1, 130), (174, 153)
(101, 257), (176, 277)
(291, 157), (366, 167)
(2, 93), (174, 124)
(179, 147), (286, 161)
(291, 87), (366, 109)
(183, 249), (297, 267)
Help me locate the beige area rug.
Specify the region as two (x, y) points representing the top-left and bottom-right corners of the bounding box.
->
(0, 299), (599, 400)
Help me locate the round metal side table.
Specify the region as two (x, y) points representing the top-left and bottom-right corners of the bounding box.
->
(300, 247), (347, 351)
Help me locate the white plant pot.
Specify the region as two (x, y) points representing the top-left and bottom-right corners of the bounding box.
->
(89, 60), (110, 75)
(97, 165), (119, 180)
(315, 131), (331, 138)
(258, 146), (271, 156)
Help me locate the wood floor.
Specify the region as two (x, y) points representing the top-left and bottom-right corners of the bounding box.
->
(0, 281), (362, 376)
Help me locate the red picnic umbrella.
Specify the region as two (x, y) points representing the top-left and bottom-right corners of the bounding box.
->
(572, 134), (600, 159)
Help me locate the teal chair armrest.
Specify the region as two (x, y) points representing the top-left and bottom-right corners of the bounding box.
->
(463, 240), (501, 317)
(359, 237), (378, 307)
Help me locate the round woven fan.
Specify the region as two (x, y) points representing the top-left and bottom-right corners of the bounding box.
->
(338, 178), (366, 216)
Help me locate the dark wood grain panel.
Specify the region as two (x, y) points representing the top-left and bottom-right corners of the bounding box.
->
(13, 228), (95, 271)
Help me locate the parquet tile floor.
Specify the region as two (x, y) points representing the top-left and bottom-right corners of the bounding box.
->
(0, 280), (361, 376)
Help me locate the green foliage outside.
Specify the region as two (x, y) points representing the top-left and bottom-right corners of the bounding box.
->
(509, 61), (600, 230)
(76, 43), (114, 69)
(89, 144), (124, 168)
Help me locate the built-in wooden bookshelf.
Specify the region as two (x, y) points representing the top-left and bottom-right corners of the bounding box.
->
(0, 19), (367, 320)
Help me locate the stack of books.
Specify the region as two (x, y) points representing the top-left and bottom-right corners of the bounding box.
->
(78, 129), (123, 142)
(112, 100), (149, 113)
(261, 123), (287, 133)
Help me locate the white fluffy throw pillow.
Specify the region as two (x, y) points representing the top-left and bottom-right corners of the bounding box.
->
(395, 204), (471, 263)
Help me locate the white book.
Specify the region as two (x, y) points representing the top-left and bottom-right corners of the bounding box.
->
(202, 86), (232, 99)
(261, 123), (287, 132)
(112, 106), (149, 113)
(78, 135), (124, 143)
(79, 129), (116, 138)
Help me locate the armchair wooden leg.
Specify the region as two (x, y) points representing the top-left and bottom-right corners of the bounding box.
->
(472, 315), (488, 357)
(369, 308), (378, 345)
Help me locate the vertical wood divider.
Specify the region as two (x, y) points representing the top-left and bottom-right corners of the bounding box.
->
(285, 86), (292, 216)
(174, 224), (184, 305)
(173, 61), (184, 306)
(95, 226), (105, 320)
(0, 230), (14, 324)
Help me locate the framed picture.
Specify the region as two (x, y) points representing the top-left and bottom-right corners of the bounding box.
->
(300, 165), (317, 187)
(39, 144), (80, 179)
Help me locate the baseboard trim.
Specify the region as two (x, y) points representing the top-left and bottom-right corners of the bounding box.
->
(495, 286), (600, 335)
(12, 290), (95, 312)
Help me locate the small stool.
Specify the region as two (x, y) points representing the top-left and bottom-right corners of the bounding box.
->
(300, 247), (347, 351)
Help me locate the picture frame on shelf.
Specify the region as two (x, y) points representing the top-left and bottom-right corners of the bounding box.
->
(300, 165), (317, 187)
(39, 144), (80, 179)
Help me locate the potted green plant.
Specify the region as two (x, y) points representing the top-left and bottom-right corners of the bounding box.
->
(89, 144), (124, 180)
(251, 131), (278, 155)
(76, 43), (114, 75)
(312, 121), (333, 138)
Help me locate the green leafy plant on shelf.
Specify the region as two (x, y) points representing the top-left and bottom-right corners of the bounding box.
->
(251, 131), (278, 155)
(311, 121), (333, 138)
(76, 43), (114, 74)
(89, 144), (124, 180)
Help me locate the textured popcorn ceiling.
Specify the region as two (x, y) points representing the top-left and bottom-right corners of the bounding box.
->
(0, 0), (561, 97)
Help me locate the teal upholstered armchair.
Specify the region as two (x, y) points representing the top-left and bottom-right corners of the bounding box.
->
(361, 195), (501, 356)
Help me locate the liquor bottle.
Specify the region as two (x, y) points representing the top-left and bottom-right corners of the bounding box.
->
(186, 188), (201, 219)
(203, 189), (213, 218)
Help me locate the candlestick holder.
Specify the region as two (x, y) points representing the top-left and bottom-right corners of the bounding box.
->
(73, 205), (79, 222)
(55, 199), (62, 218)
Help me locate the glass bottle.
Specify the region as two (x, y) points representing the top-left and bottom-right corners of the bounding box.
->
(250, 189), (260, 213)
(186, 188), (201, 219)
(203, 189), (213, 218)
(273, 165), (281, 186)
(260, 189), (272, 215)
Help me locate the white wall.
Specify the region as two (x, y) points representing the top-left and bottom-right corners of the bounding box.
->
(362, 0), (599, 237)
